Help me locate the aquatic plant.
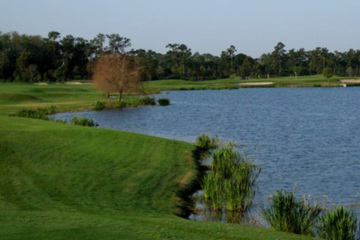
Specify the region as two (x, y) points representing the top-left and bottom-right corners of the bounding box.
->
(223, 166), (259, 213)
(263, 190), (322, 236)
(211, 143), (240, 179)
(195, 133), (219, 150)
(71, 117), (98, 127)
(202, 172), (223, 211)
(117, 96), (156, 108)
(317, 206), (358, 240)
(157, 98), (170, 106)
(15, 106), (57, 120)
(94, 101), (106, 111)
(203, 143), (260, 215)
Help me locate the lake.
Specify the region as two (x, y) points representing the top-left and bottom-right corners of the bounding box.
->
(52, 87), (360, 209)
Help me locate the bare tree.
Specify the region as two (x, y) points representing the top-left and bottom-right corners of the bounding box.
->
(93, 54), (142, 102)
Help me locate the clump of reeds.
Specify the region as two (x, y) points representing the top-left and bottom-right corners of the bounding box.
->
(195, 133), (219, 151)
(203, 172), (223, 211)
(263, 190), (322, 236)
(157, 98), (170, 106)
(202, 143), (261, 215)
(116, 96), (156, 108)
(71, 117), (98, 127)
(94, 101), (106, 111)
(15, 106), (57, 120)
(317, 206), (358, 240)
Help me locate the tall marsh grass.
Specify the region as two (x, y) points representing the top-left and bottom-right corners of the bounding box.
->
(71, 117), (99, 127)
(195, 133), (219, 151)
(263, 190), (322, 236)
(202, 143), (261, 215)
(157, 98), (170, 106)
(15, 106), (57, 120)
(317, 206), (358, 240)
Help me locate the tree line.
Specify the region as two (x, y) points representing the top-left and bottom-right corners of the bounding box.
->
(1, 31), (360, 82)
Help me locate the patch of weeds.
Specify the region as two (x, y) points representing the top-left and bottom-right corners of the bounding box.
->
(71, 117), (98, 127)
(94, 101), (106, 111)
(158, 98), (170, 106)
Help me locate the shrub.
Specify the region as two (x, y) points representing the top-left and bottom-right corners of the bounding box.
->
(158, 98), (170, 106)
(263, 190), (322, 236)
(94, 101), (106, 111)
(71, 117), (98, 127)
(195, 133), (218, 150)
(317, 206), (358, 240)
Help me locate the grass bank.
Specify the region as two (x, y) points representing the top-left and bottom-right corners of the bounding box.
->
(145, 75), (352, 91)
(0, 83), (312, 239)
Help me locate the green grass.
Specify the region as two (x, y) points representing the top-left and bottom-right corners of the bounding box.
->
(0, 82), (314, 239)
(145, 75), (350, 91)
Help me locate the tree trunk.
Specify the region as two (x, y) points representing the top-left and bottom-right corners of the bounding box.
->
(106, 92), (109, 98)
(118, 91), (123, 103)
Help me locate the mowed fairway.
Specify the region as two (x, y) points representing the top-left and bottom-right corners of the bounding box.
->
(144, 75), (346, 90)
(0, 83), (312, 239)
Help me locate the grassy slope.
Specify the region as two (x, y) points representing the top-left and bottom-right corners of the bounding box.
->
(145, 75), (348, 90)
(0, 83), (312, 239)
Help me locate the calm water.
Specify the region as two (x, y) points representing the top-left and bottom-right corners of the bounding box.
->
(52, 88), (360, 208)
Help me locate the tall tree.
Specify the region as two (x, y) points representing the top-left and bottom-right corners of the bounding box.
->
(271, 42), (287, 76)
(106, 34), (131, 54)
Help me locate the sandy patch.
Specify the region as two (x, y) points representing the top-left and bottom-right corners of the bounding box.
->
(65, 81), (86, 85)
(340, 79), (360, 83)
(238, 82), (274, 86)
(33, 82), (48, 85)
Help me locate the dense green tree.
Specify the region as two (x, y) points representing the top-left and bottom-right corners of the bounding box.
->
(106, 34), (131, 53)
(238, 56), (253, 78)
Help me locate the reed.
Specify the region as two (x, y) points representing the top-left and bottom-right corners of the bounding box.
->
(317, 206), (358, 240)
(71, 117), (99, 127)
(195, 133), (219, 150)
(263, 190), (322, 236)
(203, 143), (260, 215)
(202, 172), (223, 211)
(157, 98), (170, 106)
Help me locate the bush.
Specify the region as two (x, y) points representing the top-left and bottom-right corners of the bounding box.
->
(195, 133), (218, 150)
(263, 190), (322, 236)
(71, 117), (98, 127)
(317, 206), (358, 240)
(94, 101), (106, 111)
(157, 98), (170, 106)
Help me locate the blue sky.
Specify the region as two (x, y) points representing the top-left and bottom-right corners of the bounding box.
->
(1, 0), (359, 57)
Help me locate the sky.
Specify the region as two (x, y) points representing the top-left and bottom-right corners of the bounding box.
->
(1, 0), (360, 58)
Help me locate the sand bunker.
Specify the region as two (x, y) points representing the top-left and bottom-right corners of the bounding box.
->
(340, 79), (360, 83)
(238, 82), (274, 86)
